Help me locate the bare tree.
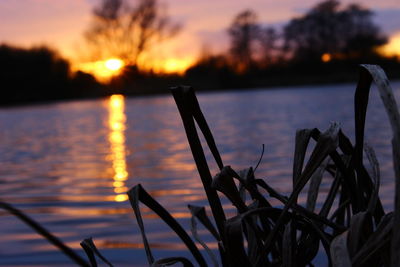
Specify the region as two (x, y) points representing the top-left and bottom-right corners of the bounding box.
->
(85, 0), (181, 66)
(228, 9), (259, 72)
(257, 27), (279, 67)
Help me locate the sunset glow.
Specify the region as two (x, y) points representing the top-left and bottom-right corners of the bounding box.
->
(74, 56), (193, 80)
(74, 58), (125, 82)
(1, 0), (399, 74)
(162, 58), (194, 74)
(105, 58), (124, 71)
(379, 32), (400, 57)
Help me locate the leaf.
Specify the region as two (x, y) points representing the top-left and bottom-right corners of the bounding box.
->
(151, 257), (194, 267)
(223, 215), (253, 267)
(170, 86), (226, 242)
(364, 143), (381, 214)
(358, 65), (400, 266)
(261, 123), (340, 258)
(347, 212), (373, 258)
(239, 168), (272, 209)
(212, 166), (247, 213)
(352, 212), (393, 266)
(188, 205), (219, 267)
(188, 205), (220, 241)
(282, 221), (294, 267)
(127, 184), (207, 267)
(306, 157), (329, 212)
(254, 144), (265, 172)
(330, 231), (351, 267)
(183, 86), (224, 170)
(0, 201), (89, 267)
(319, 155), (350, 219)
(292, 128), (317, 190)
(80, 238), (113, 267)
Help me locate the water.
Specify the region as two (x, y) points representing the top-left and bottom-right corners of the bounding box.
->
(0, 82), (399, 266)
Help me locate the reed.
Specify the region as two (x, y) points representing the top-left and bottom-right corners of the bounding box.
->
(1, 64), (399, 266)
(123, 64), (400, 267)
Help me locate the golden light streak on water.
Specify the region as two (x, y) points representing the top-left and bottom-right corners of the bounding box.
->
(108, 94), (129, 202)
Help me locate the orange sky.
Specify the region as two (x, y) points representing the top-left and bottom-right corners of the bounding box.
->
(1, 0), (400, 76)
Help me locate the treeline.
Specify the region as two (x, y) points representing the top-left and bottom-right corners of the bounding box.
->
(112, 0), (400, 94)
(182, 0), (400, 90)
(1, 0), (400, 105)
(0, 45), (103, 106)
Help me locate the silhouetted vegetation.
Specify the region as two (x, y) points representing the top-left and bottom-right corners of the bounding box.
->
(0, 44), (103, 106)
(283, 0), (387, 63)
(228, 9), (260, 72)
(2, 65), (400, 266)
(85, 0), (181, 66)
(1, 0), (400, 105)
(113, 0), (400, 93)
(181, 0), (399, 91)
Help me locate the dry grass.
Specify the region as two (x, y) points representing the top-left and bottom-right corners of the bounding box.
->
(1, 64), (399, 267)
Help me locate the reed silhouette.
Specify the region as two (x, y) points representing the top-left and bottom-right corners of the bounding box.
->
(1, 64), (400, 266)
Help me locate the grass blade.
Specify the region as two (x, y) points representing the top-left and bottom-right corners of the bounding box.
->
(170, 86), (226, 242)
(347, 212), (373, 258)
(359, 65), (400, 266)
(188, 205), (219, 267)
(306, 158), (329, 212)
(183, 86), (224, 170)
(260, 123), (340, 261)
(364, 143), (381, 214)
(292, 129), (317, 190)
(127, 184), (207, 267)
(151, 257), (195, 266)
(330, 231), (351, 267)
(0, 201), (89, 267)
(212, 166), (247, 213)
(352, 212), (393, 266)
(80, 238), (113, 267)
(282, 221), (294, 267)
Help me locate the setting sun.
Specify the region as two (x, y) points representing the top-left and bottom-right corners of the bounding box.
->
(74, 58), (125, 82)
(105, 58), (124, 71)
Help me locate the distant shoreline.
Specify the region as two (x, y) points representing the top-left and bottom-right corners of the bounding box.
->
(2, 78), (399, 109)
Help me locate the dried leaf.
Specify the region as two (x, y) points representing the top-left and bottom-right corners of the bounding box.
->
(330, 231), (351, 267)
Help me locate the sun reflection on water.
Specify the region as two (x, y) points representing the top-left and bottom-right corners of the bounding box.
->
(108, 94), (129, 202)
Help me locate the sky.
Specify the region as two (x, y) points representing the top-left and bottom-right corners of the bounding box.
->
(1, 0), (400, 74)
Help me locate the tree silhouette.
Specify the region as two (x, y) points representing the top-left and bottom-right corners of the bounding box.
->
(340, 4), (387, 58)
(283, 0), (387, 63)
(228, 9), (259, 72)
(258, 27), (279, 67)
(85, 0), (181, 67)
(0, 44), (102, 105)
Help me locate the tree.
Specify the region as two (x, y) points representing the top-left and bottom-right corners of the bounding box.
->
(283, 0), (387, 63)
(228, 9), (259, 72)
(85, 0), (181, 67)
(257, 27), (279, 66)
(340, 4), (387, 58)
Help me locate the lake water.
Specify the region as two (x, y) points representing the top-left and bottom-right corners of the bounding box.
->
(1, 82), (399, 266)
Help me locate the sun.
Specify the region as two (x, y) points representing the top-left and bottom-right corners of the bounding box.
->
(105, 58), (124, 71)
(73, 58), (125, 82)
